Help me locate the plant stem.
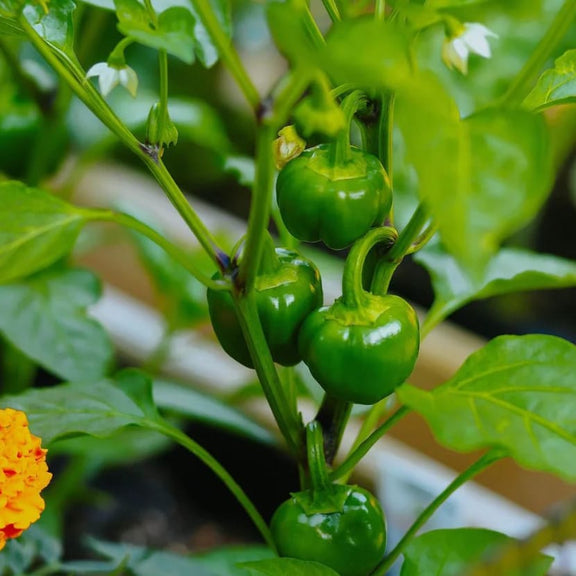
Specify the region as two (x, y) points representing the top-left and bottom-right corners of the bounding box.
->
(342, 227), (398, 309)
(330, 405), (409, 481)
(371, 203), (430, 295)
(375, 0), (385, 20)
(157, 49), (170, 148)
(341, 397), (391, 482)
(371, 451), (504, 575)
(321, 0), (341, 22)
(238, 71), (311, 289)
(307, 421), (330, 490)
(153, 421), (277, 551)
(315, 394), (353, 465)
(500, 0), (576, 108)
(188, 0), (260, 110)
(22, 19), (227, 266)
(237, 124), (276, 290)
(234, 294), (304, 457)
(90, 209), (229, 291)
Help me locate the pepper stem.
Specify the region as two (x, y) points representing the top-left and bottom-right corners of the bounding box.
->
(342, 227), (398, 309)
(331, 90), (368, 167)
(315, 394), (353, 465)
(307, 421), (330, 492)
(255, 231), (282, 275)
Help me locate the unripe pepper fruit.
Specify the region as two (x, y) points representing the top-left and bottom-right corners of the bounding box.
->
(207, 234), (323, 367)
(271, 422), (387, 576)
(276, 143), (392, 250)
(299, 227), (420, 404)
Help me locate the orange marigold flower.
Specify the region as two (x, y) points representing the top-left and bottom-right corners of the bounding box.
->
(0, 408), (52, 550)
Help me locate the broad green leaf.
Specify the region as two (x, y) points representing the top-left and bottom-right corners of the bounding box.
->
(115, 0), (197, 63)
(0, 525), (62, 576)
(197, 546), (275, 576)
(87, 539), (214, 576)
(78, 0), (230, 67)
(0, 371), (157, 443)
(185, 0), (231, 68)
(0, 16), (24, 35)
(398, 100), (553, 277)
(525, 49), (576, 110)
(398, 334), (576, 481)
(22, 0), (76, 56)
(242, 558), (340, 576)
(323, 19), (411, 88)
(154, 379), (276, 445)
(400, 528), (552, 576)
(0, 267), (113, 382)
(0, 181), (88, 283)
(266, 0), (320, 67)
(415, 245), (576, 328)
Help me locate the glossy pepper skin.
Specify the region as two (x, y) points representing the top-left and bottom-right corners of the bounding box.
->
(299, 294), (419, 404)
(271, 486), (387, 576)
(207, 247), (323, 368)
(276, 144), (392, 250)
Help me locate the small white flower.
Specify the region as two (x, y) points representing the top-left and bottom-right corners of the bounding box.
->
(86, 62), (138, 98)
(442, 23), (498, 75)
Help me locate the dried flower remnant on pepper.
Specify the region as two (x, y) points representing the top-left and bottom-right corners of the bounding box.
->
(0, 408), (52, 550)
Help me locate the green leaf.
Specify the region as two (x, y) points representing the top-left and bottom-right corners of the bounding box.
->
(0, 373), (157, 444)
(0, 525), (62, 576)
(322, 19), (411, 88)
(398, 101), (553, 277)
(22, 0), (76, 56)
(0, 267), (113, 382)
(400, 528), (552, 576)
(115, 0), (197, 63)
(88, 539), (214, 576)
(186, 0), (231, 68)
(0, 181), (88, 283)
(266, 0), (319, 67)
(196, 546), (275, 576)
(154, 379), (276, 445)
(415, 245), (576, 327)
(78, 0), (230, 67)
(525, 49), (576, 111)
(242, 558), (341, 576)
(398, 334), (576, 481)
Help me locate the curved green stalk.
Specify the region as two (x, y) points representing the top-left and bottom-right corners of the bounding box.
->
(371, 203), (430, 295)
(233, 294), (304, 457)
(330, 406), (409, 482)
(21, 18), (226, 266)
(151, 421), (277, 551)
(321, 0), (341, 22)
(371, 451), (504, 576)
(501, 0), (576, 107)
(86, 209), (230, 291)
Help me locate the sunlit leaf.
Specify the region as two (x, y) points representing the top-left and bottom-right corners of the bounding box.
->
(525, 49), (576, 110)
(399, 335), (576, 481)
(400, 528), (552, 576)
